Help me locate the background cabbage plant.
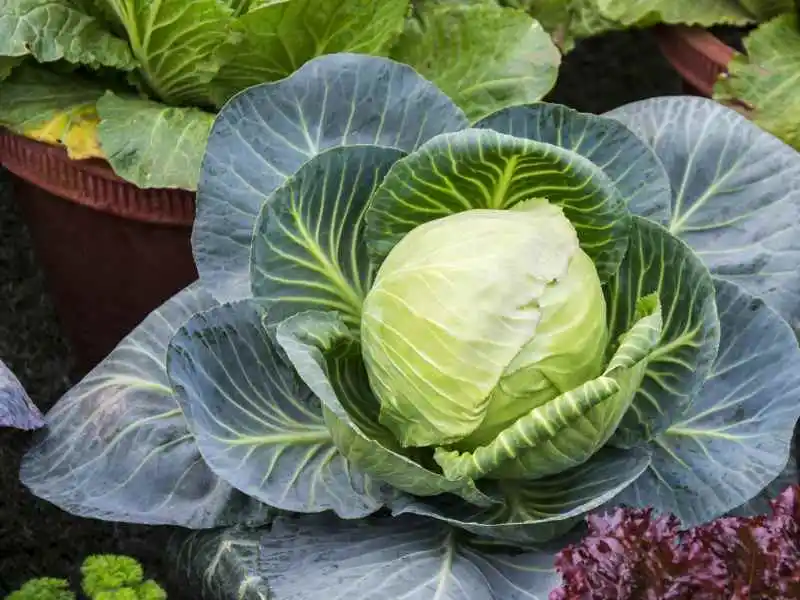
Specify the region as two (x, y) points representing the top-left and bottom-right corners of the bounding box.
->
(0, 358), (43, 430)
(516, 0), (800, 153)
(0, 0), (559, 190)
(19, 54), (800, 598)
(714, 11), (800, 152)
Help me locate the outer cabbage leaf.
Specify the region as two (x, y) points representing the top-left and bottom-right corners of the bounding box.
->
(0, 65), (107, 160)
(175, 515), (565, 600)
(714, 14), (800, 152)
(97, 0), (232, 105)
(365, 128), (630, 282)
(737, 0), (795, 19)
(504, 0), (573, 49)
(396, 447), (651, 544)
(276, 310), (496, 507)
(433, 296), (661, 481)
(20, 284), (271, 527)
(0, 0), (134, 70)
(728, 437), (797, 517)
(96, 92), (215, 190)
(572, 0), (755, 38)
(553, 0), (619, 44)
(166, 298), (395, 517)
(221, 0), (256, 15)
(0, 358), (43, 430)
(475, 103), (672, 223)
(540, 0), (759, 44)
(390, 2), (560, 121)
(612, 279), (800, 527)
(210, 0), (409, 106)
(606, 95), (800, 328)
(250, 145), (404, 328)
(607, 217), (719, 447)
(194, 53), (468, 303)
(174, 525), (271, 600)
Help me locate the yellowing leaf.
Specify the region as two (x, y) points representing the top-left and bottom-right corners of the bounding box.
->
(24, 104), (104, 160)
(0, 64), (108, 158)
(24, 112), (70, 145)
(61, 108), (103, 160)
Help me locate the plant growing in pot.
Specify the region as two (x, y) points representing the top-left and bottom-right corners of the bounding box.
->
(0, 0), (560, 375)
(710, 7), (800, 151)
(18, 54), (800, 598)
(597, 1), (800, 152)
(512, 1), (800, 151)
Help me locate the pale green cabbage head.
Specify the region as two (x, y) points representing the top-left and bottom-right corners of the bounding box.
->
(361, 199), (608, 450)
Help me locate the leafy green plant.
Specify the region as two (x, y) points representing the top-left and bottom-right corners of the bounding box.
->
(0, 358), (43, 430)
(714, 11), (800, 151)
(0, 0), (559, 190)
(5, 555), (165, 600)
(6, 578), (74, 600)
(19, 54), (800, 598)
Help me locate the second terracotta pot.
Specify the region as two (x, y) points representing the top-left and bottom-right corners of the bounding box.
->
(654, 24), (734, 97)
(0, 131), (198, 377)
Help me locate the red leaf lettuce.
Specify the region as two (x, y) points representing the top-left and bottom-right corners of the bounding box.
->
(551, 485), (800, 600)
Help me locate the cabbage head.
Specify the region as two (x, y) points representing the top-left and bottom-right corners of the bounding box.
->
(20, 54), (800, 600)
(362, 202), (610, 456)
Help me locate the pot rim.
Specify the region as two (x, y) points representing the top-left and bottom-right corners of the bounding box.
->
(0, 129), (195, 226)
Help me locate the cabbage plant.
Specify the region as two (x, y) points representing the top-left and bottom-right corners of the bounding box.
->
(0, 0), (558, 190)
(20, 54), (800, 598)
(510, 0), (800, 151)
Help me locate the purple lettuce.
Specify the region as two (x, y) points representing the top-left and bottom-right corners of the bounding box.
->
(552, 485), (800, 600)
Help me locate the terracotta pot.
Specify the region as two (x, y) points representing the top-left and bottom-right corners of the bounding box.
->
(654, 24), (734, 97)
(0, 131), (198, 377)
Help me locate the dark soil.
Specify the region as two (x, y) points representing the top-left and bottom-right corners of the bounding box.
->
(547, 28), (682, 111)
(0, 170), (186, 597)
(0, 27), (682, 599)
(710, 25), (751, 53)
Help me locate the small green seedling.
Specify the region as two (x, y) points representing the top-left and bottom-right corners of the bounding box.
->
(5, 554), (166, 600)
